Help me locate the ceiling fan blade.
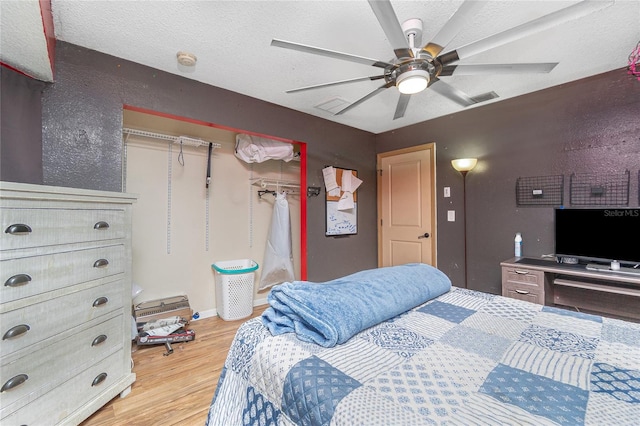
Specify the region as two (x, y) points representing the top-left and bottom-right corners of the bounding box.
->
(286, 75), (386, 93)
(368, 0), (414, 59)
(421, 0), (485, 58)
(393, 94), (411, 120)
(335, 82), (394, 115)
(271, 39), (392, 68)
(438, 0), (614, 65)
(428, 78), (476, 107)
(439, 63), (558, 77)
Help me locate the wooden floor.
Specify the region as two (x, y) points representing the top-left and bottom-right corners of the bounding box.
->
(82, 305), (267, 426)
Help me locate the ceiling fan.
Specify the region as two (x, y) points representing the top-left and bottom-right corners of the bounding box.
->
(272, 0), (612, 120)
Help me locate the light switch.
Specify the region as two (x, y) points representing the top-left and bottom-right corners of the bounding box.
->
(448, 210), (455, 222)
(444, 187), (451, 198)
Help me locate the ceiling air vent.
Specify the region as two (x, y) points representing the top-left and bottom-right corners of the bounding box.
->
(471, 91), (499, 103)
(314, 97), (351, 115)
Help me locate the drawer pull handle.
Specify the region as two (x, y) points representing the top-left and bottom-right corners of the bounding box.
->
(93, 259), (109, 268)
(514, 269), (530, 275)
(4, 224), (32, 235)
(94, 221), (110, 230)
(92, 372), (108, 387)
(92, 296), (109, 307)
(92, 334), (108, 346)
(4, 274), (32, 287)
(1, 374), (29, 392)
(515, 289), (530, 295)
(3, 324), (30, 340)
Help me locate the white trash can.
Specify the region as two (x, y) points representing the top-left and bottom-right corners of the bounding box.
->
(212, 259), (259, 321)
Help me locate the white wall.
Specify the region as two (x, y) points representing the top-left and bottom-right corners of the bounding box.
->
(124, 124), (300, 318)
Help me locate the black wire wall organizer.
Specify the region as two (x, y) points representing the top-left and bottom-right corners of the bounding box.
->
(569, 170), (630, 206)
(516, 175), (564, 206)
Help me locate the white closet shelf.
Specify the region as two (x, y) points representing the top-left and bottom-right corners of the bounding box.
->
(123, 128), (222, 148)
(251, 178), (299, 190)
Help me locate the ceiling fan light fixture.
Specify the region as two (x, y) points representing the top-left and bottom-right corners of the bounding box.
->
(396, 69), (429, 94)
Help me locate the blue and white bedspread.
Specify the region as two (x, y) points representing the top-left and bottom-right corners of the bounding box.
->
(207, 287), (640, 425)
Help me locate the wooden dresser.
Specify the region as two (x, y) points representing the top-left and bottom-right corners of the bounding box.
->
(0, 182), (137, 425)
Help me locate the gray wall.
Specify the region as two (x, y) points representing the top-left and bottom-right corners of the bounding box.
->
(0, 68), (45, 184)
(376, 68), (640, 293)
(5, 41), (379, 282)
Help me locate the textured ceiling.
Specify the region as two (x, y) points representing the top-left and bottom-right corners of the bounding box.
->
(0, 0), (54, 81)
(6, 1), (640, 134)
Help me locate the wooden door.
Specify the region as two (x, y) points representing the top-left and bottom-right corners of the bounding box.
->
(378, 144), (436, 267)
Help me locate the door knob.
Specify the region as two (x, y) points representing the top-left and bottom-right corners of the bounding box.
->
(418, 233), (430, 239)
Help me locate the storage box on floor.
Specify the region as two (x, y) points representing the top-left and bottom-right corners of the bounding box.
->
(212, 259), (258, 320)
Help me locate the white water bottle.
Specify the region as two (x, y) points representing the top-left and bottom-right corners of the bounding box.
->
(514, 232), (523, 257)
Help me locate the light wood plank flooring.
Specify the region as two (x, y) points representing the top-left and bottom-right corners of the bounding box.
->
(82, 305), (268, 426)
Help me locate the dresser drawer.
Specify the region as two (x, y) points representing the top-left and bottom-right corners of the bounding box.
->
(0, 280), (123, 357)
(0, 314), (124, 415)
(1, 350), (126, 426)
(0, 208), (126, 250)
(0, 244), (125, 304)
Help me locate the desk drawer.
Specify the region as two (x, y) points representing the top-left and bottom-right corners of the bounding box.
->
(502, 266), (545, 305)
(0, 280), (123, 357)
(503, 267), (543, 287)
(503, 281), (543, 304)
(0, 314), (123, 415)
(0, 208), (126, 250)
(1, 244), (125, 304)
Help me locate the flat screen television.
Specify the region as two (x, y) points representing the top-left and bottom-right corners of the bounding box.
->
(554, 208), (640, 266)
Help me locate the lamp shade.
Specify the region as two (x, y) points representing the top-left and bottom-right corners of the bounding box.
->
(451, 158), (477, 172)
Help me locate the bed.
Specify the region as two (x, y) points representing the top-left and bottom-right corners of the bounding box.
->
(206, 264), (640, 425)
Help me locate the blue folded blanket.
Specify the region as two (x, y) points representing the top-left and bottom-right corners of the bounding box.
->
(261, 263), (451, 347)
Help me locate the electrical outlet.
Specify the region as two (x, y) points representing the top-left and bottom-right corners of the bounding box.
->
(444, 187), (451, 198)
(448, 210), (455, 222)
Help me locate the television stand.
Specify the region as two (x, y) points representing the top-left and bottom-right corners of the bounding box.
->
(501, 257), (640, 322)
(586, 263), (640, 276)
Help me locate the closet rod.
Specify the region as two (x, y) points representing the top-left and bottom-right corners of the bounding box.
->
(123, 128), (222, 148)
(258, 188), (299, 199)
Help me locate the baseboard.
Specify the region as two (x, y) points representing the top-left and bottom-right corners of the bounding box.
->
(194, 297), (268, 321)
(195, 309), (217, 320)
(254, 297), (268, 307)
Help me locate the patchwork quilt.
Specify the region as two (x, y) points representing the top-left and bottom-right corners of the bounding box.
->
(207, 288), (640, 425)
